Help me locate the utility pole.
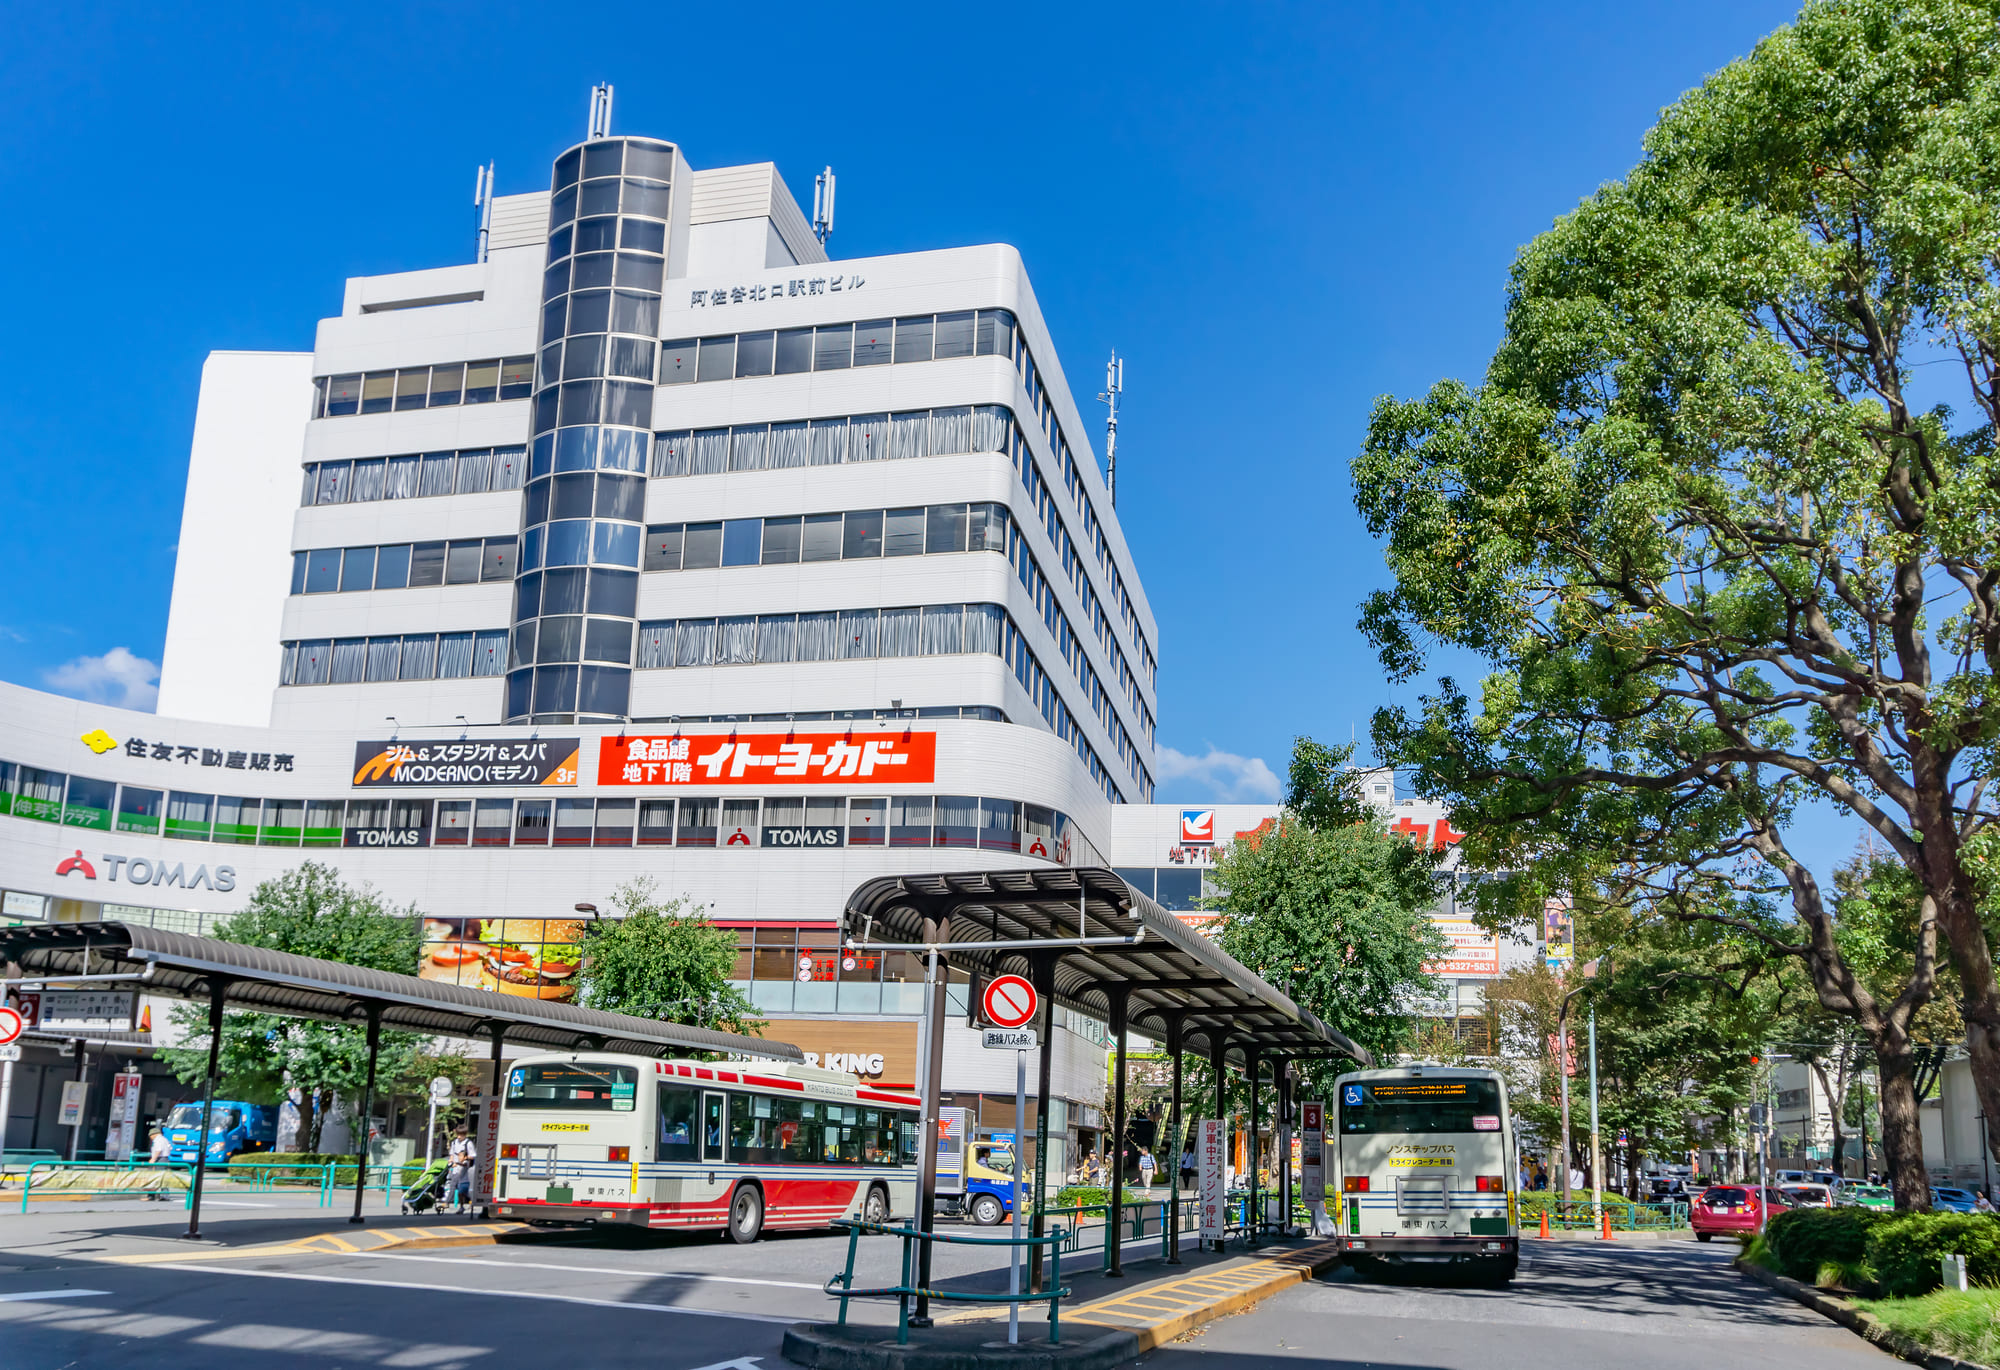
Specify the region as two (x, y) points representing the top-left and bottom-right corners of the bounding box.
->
(1097, 352), (1124, 505)
(1587, 1009), (1602, 1218)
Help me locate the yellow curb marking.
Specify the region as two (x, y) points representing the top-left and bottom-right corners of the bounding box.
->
(107, 1223), (527, 1265)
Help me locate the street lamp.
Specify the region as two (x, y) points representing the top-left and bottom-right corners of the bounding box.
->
(1556, 959), (1601, 1212)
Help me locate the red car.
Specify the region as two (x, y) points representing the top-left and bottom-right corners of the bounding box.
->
(1691, 1184), (1789, 1241)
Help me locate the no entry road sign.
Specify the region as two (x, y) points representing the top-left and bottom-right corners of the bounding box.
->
(0, 1006), (21, 1046)
(982, 975), (1037, 1029)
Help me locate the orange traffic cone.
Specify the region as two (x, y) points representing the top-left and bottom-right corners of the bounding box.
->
(1600, 1208), (1614, 1241)
(1538, 1210), (1550, 1240)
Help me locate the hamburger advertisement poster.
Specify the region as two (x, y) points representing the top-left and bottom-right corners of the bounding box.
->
(422, 916), (585, 1000)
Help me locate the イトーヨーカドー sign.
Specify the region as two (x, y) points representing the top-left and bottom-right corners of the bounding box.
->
(599, 732), (936, 786)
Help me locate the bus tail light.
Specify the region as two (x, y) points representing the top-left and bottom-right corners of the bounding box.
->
(500, 1144), (519, 1160)
(1474, 1175), (1505, 1192)
(608, 1146), (630, 1162)
(1343, 1177), (1369, 1192)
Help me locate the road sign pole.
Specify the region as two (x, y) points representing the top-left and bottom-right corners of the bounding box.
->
(0, 1055), (12, 1153)
(1010, 1044), (1025, 1345)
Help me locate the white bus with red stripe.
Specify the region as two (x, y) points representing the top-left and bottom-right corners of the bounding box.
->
(490, 1052), (921, 1242)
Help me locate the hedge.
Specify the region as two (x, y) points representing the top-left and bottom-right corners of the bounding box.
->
(229, 1152), (429, 1187)
(1867, 1213), (2000, 1298)
(1764, 1208), (1883, 1283)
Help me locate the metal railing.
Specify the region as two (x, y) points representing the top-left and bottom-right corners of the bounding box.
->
(825, 1218), (1071, 1345)
(8, 1157), (422, 1212)
(1044, 1199), (1202, 1270)
(1522, 1198), (1690, 1230)
(12, 1161), (196, 1211)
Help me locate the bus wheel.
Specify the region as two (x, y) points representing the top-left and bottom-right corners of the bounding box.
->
(970, 1194), (1003, 1226)
(864, 1185), (890, 1225)
(727, 1184), (765, 1244)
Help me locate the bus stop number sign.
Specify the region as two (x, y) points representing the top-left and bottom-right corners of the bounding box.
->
(982, 975), (1037, 1029)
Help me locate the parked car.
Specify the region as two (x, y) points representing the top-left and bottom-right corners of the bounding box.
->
(1691, 1184), (1789, 1242)
(1777, 1184), (1833, 1208)
(1837, 1184), (1893, 1211)
(1931, 1186), (1983, 1213)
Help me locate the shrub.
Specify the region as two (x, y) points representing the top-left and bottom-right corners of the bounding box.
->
(230, 1152), (426, 1188)
(1055, 1186), (1109, 1210)
(1866, 1212), (2000, 1298)
(1764, 1208), (1884, 1284)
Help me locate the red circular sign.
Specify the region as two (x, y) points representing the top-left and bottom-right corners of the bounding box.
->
(0, 1007), (22, 1046)
(982, 975), (1038, 1029)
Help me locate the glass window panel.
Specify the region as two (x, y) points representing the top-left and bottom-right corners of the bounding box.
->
(683, 522), (722, 569)
(608, 336), (655, 381)
(599, 428), (647, 473)
(558, 379), (602, 427)
(931, 406), (972, 455)
(115, 784), (163, 835)
(542, 296), (568, 345)
(967, 603), (1005, 655)
(258, 797), (305, 846)
(893, 316), (934, 364)
(676, 618), (717, 667)
(611, 289), (660, 336)
(471, 798), (513, 847)
(595, 796), (635, 846)
(1156, 869), (1201, 910)
(644, 524), (682, 571)
(970, 502), (1008, 552)
(579, 179), (620, 216)
(809, 323), (853, 372)
(761, 516), (801, 564)
(718, 615), (757, 664)
(774, 327), (813, 374)
(211, 796), (260, 844)
(880, 606), (921, 657)
(292, 639), (331, 685)
(436, 631), (474, 678)
(755, 614), (796, 663)
(722, 519), (762, 567)
(637, 798), (675, 845)
(677, 796), (718, 846)
(891, 796), (932, 847)
(395, 368), (430, 410)
(325, 374), (361, 416)
(890, 410), (929, 461)
(660, 340), (696, 384)
(850, 413), (889, 462)
(445, 540), (483, 585)
(927, 503), (969, 553)
(842, 511), (883, 559)
(729, 424), (767, 472)
(935, 794), (980, 848)
(583, 142), (622, 178)
(499, 357), (533, 399)
(304, 548), (340, 594)
(432, 799), (471, 845)
(404, 541), (443, 588)
(934, 310), (975, 359)
(625, 142), (674, 180)
(340, 546), (376, 592)
(976, 309), (1016, 357)
(808, 417), (847, 466)
(544, 519), (590, 567)
(290, 551), (307, 594)
(165, 790), (214, 840)
(533, 662), (579, 713)
(568, 288), (610, 333)
(584, 618), (632, 664)
(721, 798), (759, 847)
(493, 445), (527, 490)
(472, 629), (506, 678)
(766, 420), (808, 470)
(637, 622), (675, 668)
(853, 320), (892, 366)
(552, 797), (594, 846)
(482, 536), (517, 581)
(365, 636), (401, 682)
(361, 371), (395, 414)
(552, 472), (595, 521)
(542, 566), (586, 615)
(448, 447), (490, 494)
(838, 608), (878, 658)
(735, 331), (775, 377)
(538, 616), (582, 663)
(414, 452), (452, 497)
(848, 796), (886, 846)
(621, 217), (666, 252)
(883, 507), (925, 557)
(604, 379), (652, 429)
(314, 462), (352, 505)
(510, 621), (537, 670)
(696, 336), (736, 383)
(399, 632), (436, 679)
(575, 215), (617, 254)
(920, 604), (963, 655)
(562, 334), (603, 380)
(623, 179), (672, 220)
(690, 428), (728, 475)
(595, 473), (644, 521)
(351, 458), (386, 502)
(795, 610), (839, 661)
(555, 426), (598, 473)
(801, 513), (842, 562)
(464, 360), (501, 403)
(592, 520), (640, 567)
(980, 798), (1021, 852)
(329, 638), (365, 683)
(973, 405), (1011, 453)
(513, 798), (551, 845)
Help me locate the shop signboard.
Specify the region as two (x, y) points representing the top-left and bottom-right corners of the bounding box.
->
(598, 732), (937, 786)
(421, 917), (585, 1003)
(40, 990), (137, 1034)
(1301, 1101), (1331, 1235)
(1425, 918), (1501, 977)
(1543, 899), (1575, 970)
(473, 1092), (503, 1206)
(352, 739), (579, 787)
(106, 1070), (143, 1160)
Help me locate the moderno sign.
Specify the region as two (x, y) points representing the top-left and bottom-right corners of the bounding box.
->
(600, 732), (937, 786)
(353, 739), (580, 787)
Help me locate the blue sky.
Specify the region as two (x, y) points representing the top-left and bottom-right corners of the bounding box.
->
(0, 1), (1851, 862)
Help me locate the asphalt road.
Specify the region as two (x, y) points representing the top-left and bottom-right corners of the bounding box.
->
(1137, 1238), (1894, 1370)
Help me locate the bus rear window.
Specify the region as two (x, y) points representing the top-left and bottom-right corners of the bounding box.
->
(506, 1062), (638, 1111)
(1339, 1078), (1503, 1134)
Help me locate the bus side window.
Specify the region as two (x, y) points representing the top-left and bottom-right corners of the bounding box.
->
(779, 1100), (823, 1164)
(729, 1093), (779, 1164)
(658, 1084), (698, 1160)
(898, 1111), (921, 1166)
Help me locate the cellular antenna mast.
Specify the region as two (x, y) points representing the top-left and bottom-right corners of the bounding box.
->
(473, 162), (495, 263)
(813, 166), (836, 247)
(588, 83), (614, 139)
(1097, 350), (1125, 506)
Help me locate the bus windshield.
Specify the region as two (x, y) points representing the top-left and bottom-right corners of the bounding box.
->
(1340, 1078), (1503, 1135)
(507, 1062), (639, 1111)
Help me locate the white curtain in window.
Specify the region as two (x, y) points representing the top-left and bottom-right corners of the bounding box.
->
(719, 615), (757, 664)
(436, 632), (474, 678)
(921, 605), (963, 655)
(316, 463), (351, 505)
(838, 609), (879, 659)
(972, 405), (1010, 454)
(808, 418), (847, 466)
(456, 449), (493, 494)
(419, 453), (456, 497)
(931, 406), (972, 455)
(677, 618), (717, 667)
(796, 611), (839, 661)
(279, 641), (298, 685)
(769, 421), (808, 469)
(728, 425), (767, 472)
(890, 411), (929, 462)
(330, 638), (366, 684)
(967, 604), (1005, 656)
(492, 446), (527, 489)
(472, 631), (507, 676)
(652, 431), (692, 478)
(879, 607), (921, 658)
(850, 414), (889, 462)
(294, 640), (331, 684)
(756, 614), (796, 663)
(385, 456), (421, 499)
(351, 459), (386, 502)
(366, 637), (401, 682)
(399, 634), (436, 680)
(690, 428), (729, 475)
(638, 622), (675, 669)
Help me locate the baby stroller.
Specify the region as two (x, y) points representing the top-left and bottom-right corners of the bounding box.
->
(401, 1157), (451, 1215)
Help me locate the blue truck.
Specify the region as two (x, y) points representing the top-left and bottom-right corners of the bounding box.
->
(161, 1100), (278, 1164)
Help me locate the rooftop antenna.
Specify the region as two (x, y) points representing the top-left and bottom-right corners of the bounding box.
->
(472, 162), (495, 264)
(813, 166), (836, 247)
(588, 83), (614, 139)
(1097, 350), (1125, 506)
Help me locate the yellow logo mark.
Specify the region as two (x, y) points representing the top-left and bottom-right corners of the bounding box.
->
(1387, 1157), (1454, 1168)
(353, 745), (415, 784)
(81, 729), (119, 754)
(540, 1123), (590, 1133)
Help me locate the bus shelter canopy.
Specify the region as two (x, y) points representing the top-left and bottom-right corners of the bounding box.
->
(842, 866), (1372, 1069)
(0, 921), (801, 1062)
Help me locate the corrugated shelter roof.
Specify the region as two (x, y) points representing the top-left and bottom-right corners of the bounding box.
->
(0, 922), (799, 1061)
(842, 867), (1371, 1069)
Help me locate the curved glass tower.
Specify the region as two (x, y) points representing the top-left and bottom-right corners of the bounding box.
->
(506, 136), (678, 724)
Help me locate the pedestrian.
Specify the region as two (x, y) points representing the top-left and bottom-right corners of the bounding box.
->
(446, 1124), (477, 1214)
(1138, 1146), (1157, 1191)
(144, 1124), (175, 1200)
(1180, 1142), (1197, 1192)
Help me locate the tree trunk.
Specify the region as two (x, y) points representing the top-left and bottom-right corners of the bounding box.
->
(1876, 1048), (1930, 1212)
(303, 1088), (327, 1153)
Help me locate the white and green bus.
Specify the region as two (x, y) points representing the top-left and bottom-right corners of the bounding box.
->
(1333, 1064), (1518, 1281)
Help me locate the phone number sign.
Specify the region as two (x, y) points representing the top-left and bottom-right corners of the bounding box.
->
(600, 732), (936, 786)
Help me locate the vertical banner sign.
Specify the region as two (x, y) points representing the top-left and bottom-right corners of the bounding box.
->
(474, 1093), (503, 1206)
(106, 1071), (143, 1161)
(1301, 1102), (1331, 1235)
(1197, 1118), (1226, 1241)
(59, 1080), (88, 1128)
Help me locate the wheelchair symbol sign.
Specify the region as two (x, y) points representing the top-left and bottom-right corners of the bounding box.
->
(1343, 1085), (1364, 1106)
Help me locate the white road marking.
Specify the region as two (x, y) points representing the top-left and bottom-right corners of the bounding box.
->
(142, 1264), (797, 1322)
(684, 1360), (764, 1370)
(0, 1289), (110, 1302)
(352, 1251), (822, 1290)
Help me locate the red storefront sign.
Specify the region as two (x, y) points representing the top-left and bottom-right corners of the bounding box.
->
(598, 731), (938, 786)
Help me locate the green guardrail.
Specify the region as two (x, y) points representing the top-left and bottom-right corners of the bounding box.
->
(14, 1161), (196, 1211)
(1042, 1200), (1201, 1271)
(826, 1218), (1071, 1345)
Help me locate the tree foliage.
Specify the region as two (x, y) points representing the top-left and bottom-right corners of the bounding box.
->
(1350, 0), (2000, 1207)
(160, 862), (424, 1152)
(572, 878), (763, 1041)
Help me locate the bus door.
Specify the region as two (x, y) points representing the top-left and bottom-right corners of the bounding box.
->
(690, 1091), (731, 1217)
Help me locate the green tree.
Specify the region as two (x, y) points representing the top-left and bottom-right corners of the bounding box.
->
(160, 862), (424, 1152)
(1206, 739), (1449, 1095)
(572, 878), (763, 1040)
(1349, 0), (2000, 1208)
